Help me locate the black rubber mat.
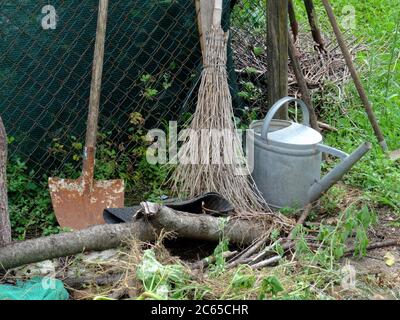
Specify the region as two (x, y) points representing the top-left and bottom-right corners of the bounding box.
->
(103, 192), (234, 224)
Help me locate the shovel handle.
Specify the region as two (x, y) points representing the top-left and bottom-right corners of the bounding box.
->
(82, 0), (108, 188)
(85, 0), (108, 150)
(82, 146), (96, 192)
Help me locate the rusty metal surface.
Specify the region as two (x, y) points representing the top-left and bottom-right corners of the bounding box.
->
(49, 147), (124, 230)
(49, 177), (124, 230)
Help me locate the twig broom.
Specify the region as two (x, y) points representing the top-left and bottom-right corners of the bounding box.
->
(171, 0), (268, 212)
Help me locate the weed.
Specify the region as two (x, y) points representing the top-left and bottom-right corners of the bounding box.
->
(237, 81), (262, 102)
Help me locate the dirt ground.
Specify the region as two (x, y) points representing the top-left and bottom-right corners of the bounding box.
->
(341, 210), (400, 299)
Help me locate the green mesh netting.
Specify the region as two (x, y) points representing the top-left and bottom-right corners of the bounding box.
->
(0, 0), (238, 173)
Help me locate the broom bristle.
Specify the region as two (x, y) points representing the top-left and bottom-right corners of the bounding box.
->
(170, 27), (269, 213)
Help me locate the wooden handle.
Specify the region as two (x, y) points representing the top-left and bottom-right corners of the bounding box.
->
(213, 0), (223, 28)
(85, 0), (108, 149)
(196, 0), (215, 62)
(195, 0), (204, 56)
(322, 0), (387, 151)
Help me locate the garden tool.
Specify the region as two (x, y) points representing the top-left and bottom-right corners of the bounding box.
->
(249, 97), (371, 209)
(48, 0), (124, 230)
(322, 0), (400, 160)
(171, 0), (267, 212)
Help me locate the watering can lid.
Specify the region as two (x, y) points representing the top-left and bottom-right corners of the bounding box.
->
(257, 97), (323, 148)
(266, 121), (323, 148)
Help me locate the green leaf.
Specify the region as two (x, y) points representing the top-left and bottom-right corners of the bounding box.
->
(259, 275), (284, 298)
(244, 66), (258, 74)
(253, 46), (264, 56)
(232, 272), (256, 289)
(140, 74), (152, 83)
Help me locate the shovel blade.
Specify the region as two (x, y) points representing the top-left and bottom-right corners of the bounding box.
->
(49, 177), (124, 230)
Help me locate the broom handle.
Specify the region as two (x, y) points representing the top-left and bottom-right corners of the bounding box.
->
(82, 0), (108, 183)
(213, 0), (223, 28)
(322, 0), (388, 152)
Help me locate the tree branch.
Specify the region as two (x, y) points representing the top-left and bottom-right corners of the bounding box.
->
(0, 205), (268, 271)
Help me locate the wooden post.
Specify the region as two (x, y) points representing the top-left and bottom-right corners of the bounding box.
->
(267, 0), (288, 119)
(0, 115), (11, 247)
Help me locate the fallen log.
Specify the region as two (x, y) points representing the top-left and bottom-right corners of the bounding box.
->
(0, 204), (270, 271)
(0, 220), (154, 272)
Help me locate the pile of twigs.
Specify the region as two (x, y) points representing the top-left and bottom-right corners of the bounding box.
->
(191, 204), (400, 272)
(192, 205), (312, 271)
(231, 26), (365, 99)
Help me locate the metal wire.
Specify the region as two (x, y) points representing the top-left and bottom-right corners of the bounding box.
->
(0, 0), (265, 188)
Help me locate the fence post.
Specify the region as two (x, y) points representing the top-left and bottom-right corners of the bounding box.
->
(267, 0), (288, 119)
(0, 115), (11, 247)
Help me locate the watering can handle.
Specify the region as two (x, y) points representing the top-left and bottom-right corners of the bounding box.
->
(261, 97), (310, 140)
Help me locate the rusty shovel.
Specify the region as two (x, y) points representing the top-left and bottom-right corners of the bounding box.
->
(49, 0), (124, 230)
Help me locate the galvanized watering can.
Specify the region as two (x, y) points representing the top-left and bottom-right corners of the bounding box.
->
(249, 97), (371, 209)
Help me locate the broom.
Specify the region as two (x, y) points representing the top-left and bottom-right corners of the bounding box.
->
(171, 0), (268, 212)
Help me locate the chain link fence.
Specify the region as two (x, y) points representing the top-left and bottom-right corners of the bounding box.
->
(0, 0), (268, 179)
(0, 0), (268, 237)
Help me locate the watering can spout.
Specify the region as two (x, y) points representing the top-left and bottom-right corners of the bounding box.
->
(308, 142), (372, 203)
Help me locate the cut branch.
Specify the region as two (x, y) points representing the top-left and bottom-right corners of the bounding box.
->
(317, 121), (338, 132)
(288, 0), (299, 42)
(344, 239), (400, 256)
(0, 205), (271, 271)
(288, 36), (320, 132)
(251, 255), (282, 269)
(191, 250), (238, 270)
(304, 0), (326, 53)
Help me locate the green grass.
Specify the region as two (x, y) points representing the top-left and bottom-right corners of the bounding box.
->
(293, 0), (400, 211)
